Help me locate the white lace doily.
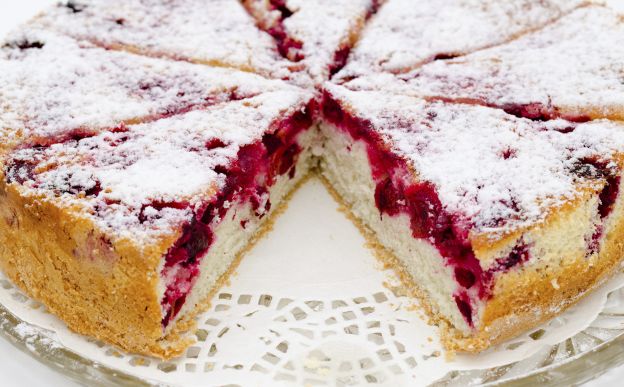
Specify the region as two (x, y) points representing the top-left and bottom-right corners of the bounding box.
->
(1, 179), (623, 386)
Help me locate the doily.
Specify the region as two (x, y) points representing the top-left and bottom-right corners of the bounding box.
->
(1, 179), (624, 386)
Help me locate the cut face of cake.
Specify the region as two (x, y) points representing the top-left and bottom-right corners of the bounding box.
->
(333, 0), (584, 81)
(0, 29), (299, 155)
(340, 5), (624, 122)
(320, 84), (624, 350)
(242, 0), (380, 84)
(30, 0), (299, 81)
(1, 88), (316, 357)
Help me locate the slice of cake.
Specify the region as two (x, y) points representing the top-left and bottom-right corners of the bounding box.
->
(1, 89), (316, 358)
(0, 28), (317, 357)
(341, 5), (624, 121)
(320, 83), (624, 352)
(333, 0), (584, 82)
(30, 0), (300, 82)
(242, 0), (380, 84)
(0, 28), (298, 156)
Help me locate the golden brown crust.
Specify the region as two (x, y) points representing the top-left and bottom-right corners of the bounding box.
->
(0, 168), (312, 359)
(0, 178), (174, 357)
(446, 191), (624, 353)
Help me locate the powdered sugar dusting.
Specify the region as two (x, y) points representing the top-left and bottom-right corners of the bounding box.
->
(341, 5), (624, 121)
(325, 84), (624, 235)
(334, 0), (583, 82)
(5, 89), (312, 243)
(244, 0), (377, 84)
(31, 0), (298, 81)
(0, 28), (299, 155)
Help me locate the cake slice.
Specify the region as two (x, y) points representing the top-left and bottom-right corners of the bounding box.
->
(320, 83), (624, 352)
(333, 0), (584, 82)
(0, 27), (317, 357)
(242, 0), (380, 84)
(30, 0), (300, 82)
(0, 88), (316, 358)
(0, 28), (299, 156)
(342, 5), (624, 122)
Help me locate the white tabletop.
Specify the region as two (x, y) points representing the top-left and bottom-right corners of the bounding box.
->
(0, 1), (622, 386)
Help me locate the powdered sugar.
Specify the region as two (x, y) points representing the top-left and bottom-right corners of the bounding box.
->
(31, 0), (298, 81)
(325, 84), (624, 236)
(6, 89), (312, 243)
(243, 0), (376, 85)
(0, 28), (300, 154)
(334, 0), (583, 81)
(341, 5), (624, 121)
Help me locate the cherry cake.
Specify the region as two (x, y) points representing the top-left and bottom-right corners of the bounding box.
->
(1, 0), (624, 359)
(320, 84), (624, 351)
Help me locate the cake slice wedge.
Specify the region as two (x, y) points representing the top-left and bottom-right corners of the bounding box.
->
(0, 28), (299, 157)
(0, 88), (316, 358)
(30, 0), (300, 82)
(342, 5), (624, 122)
(320, 84), (624, 352)
(333, 0), (585, 82)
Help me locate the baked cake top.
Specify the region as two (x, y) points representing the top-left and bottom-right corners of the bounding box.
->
(4, 89), (313, 244)
(338, 5), (624, 121)
(0, 29), (302, 154)
(243, 0), (378, 84)
(30, 0), (298, 81)
(333, 0), (583, 80)
(324, 84), (624, 238)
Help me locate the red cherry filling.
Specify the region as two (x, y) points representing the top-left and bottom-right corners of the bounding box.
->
(454, 292), (473, 326)
(258, 0), (304, 62)
(5, 159), (37, 185)
(570, 157), (621, 254)
(269, 0), (294, 18)
(598, 174), (621, 219)
(321, 91), (540, 326)
(500, 102), (590, 123)
(268, 26), (304, 62)
(161, 104), (314, 326)
(329, 46), (351, 77)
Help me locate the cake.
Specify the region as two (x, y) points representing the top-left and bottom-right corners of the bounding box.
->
(0, 26), (316, 357)
(333, 0), (585, 78)
(0, 0), (623, 359)
(29, 0), (299, 81)
(336, 4), (624, 121)
(320, 84), (624, 351)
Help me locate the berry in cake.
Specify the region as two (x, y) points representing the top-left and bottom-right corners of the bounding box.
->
(319, 84), (624, 349)
(333, 0), (584, 82)
(242, 0), (381, 85)
(30, 0), (300, 82)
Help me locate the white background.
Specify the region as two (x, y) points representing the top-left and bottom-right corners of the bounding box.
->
(0, 1), (623, 386)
